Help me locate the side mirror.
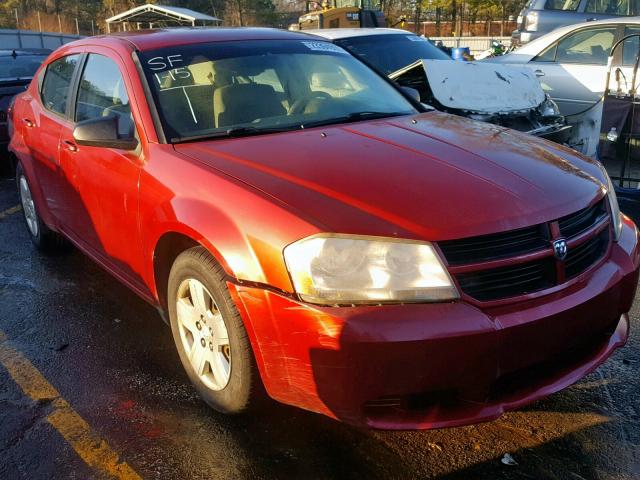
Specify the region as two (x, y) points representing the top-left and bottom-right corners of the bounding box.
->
(400, 86), (421, 103)
(73, 114), (138, 150)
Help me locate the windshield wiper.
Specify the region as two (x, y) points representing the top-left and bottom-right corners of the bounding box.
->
(171, 125), (299, 143)
(171, 112), (411, 143)
(300, 111), (410, 130)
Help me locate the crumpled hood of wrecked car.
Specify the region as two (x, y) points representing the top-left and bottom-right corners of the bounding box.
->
(175, 111), (605, 241)
(419, 59), (546, 114)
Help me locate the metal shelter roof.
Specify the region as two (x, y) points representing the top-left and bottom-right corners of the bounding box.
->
(106, 4), (221, 30)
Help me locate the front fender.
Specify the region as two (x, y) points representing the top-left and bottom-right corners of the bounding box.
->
(139, 157), (320, 300)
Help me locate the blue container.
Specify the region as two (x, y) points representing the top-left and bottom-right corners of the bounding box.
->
(451, 47), (471, 61)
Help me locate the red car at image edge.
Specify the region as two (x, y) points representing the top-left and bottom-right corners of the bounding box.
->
(8, 28), (640, 430)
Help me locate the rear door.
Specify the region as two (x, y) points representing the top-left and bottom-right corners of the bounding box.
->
(526, 25), (617, 115)
(23, 54), (81, 222)
(611, 24), (640, 94)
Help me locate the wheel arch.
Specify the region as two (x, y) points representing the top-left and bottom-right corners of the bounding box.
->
(151, 229), (274, 396)
(152, 229), (236, 312)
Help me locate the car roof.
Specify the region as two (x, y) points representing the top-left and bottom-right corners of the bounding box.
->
(516, 16), (640, 55)
(303, 28), (413, 40)
(68, 27), (322, 52)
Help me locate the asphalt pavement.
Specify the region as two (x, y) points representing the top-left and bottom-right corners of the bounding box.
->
(0, 174), (639, 480)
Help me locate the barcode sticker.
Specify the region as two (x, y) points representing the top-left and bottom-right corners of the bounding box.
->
(301, 41), (348, 54)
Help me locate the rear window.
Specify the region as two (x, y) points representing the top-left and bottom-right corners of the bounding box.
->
(334, 34), (450, 75)
(544, 0), (581, 11)
(0, 54), (48, 80)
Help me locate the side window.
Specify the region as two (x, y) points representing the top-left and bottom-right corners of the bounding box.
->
(586, 0), (631, 15)
(544, 0), (581, 10)
(75, 54), (133, 137)
(622, 26), (640, 65)
(41, 54), (80, 116)
(555, 27), (617, 65)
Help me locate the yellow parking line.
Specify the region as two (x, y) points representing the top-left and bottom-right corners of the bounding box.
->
(0, 205), (22, 220)
(0, 330), (142, 480)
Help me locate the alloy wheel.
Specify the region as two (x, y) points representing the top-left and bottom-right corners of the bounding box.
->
(19, 175), (38, 238)
(176, 278), (231, 391)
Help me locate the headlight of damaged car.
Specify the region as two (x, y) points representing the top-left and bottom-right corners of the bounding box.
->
(283, 235), (459, 305)
(539, 94), (561, 117)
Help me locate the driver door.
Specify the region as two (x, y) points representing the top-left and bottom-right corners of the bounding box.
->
(527, 25), (618, 116)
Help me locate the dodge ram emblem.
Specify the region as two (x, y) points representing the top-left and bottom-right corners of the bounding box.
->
(553, 239), (568, 261)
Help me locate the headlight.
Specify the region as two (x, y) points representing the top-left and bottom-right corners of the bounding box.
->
(283, 235), (459, 305)
(539, 94), (561, 117)
(603, 171), (623, 241)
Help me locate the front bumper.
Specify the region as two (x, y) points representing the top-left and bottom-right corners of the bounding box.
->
(232, 218), (640, 430)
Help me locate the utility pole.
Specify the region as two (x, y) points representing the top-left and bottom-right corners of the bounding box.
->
(14, 8), (19, 29)
(37, 11), (42, 32)
(413, 1), (422, 35)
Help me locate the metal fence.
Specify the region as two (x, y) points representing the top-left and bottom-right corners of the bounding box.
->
(429, 36), (511, 55)
(0, 29), (82, 50)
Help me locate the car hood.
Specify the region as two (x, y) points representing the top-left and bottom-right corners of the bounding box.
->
(175, 112), (605, 241)
(391, 59), (545, 114)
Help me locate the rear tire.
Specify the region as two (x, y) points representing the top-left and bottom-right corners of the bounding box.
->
(168, 246), (260, 414)
(15, 162), (68, 253)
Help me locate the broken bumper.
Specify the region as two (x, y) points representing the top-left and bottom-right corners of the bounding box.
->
(231, 217), (639, 430)
(532, 123), (572, 143)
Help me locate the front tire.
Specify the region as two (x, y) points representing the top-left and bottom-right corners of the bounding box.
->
(168, 246), (260, 414)
(15, 162), (67, 253)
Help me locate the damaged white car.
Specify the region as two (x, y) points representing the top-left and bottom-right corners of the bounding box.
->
(307, 28), (571, 143)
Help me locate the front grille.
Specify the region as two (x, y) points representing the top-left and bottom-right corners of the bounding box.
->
(439, 198), (610, 302)
(558, 200), (608, 238)
(439, 224), (549, 266)
(565, 230), (609, 279)
(456, 259), (555, 302)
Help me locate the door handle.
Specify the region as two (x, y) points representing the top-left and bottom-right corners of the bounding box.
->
(586, 17), (598, 21)
(534, 69), (545, 77)
(22, 118), (34, 128)
(63, 140), (78, 152)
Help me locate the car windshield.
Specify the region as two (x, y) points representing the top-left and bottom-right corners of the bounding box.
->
(0, 53), (48, 80)
(139, 39), (417, 142)
(333, 34), (451, 75)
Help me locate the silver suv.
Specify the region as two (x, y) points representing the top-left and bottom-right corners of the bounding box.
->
(513, 0), (639, 45)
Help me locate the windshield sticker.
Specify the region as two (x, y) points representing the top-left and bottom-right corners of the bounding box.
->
(147, 54), (184, 71)
(301, 41), (347, 54)
(406, 36), (426, 42)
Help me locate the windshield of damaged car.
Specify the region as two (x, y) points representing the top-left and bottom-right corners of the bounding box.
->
(0, 54), (48, 80)
(334, 34), (451, 75)
(139, 40), (417, 141)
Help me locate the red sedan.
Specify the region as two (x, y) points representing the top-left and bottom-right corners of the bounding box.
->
(9, 28), (640, 430)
